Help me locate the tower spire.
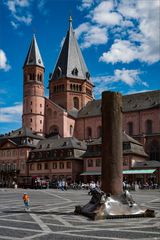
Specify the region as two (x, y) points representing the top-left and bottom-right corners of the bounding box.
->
(23, 35), (44, 68)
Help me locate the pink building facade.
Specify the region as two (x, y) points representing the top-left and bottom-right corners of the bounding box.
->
(0, 18), (160, 187)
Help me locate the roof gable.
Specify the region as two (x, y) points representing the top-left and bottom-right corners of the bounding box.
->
(0, 139), (17, 149)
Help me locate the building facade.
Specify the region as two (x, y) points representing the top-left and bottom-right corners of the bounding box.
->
(0, 18), (160, 187)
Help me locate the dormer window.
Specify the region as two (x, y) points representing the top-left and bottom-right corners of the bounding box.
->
(72, 67), (78, 76)
(38, 59), (41, 64)
(86, 72), (90, 79)
(56, 66), (62, 78)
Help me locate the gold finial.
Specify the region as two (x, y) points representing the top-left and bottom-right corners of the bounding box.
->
(69, 16), (72, 23)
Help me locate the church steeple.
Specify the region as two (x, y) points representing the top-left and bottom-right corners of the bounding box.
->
(49, 18), (93, 111)
(51, 17), (91, 82)
(24, 34), (44, 69)
(23, 35), (45, 136)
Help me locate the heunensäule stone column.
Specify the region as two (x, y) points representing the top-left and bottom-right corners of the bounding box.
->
(101, 91), (123, 195)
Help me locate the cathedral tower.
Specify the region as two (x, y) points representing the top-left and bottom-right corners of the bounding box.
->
(49, 17), (94, 111)
(22, 35), (45, 135)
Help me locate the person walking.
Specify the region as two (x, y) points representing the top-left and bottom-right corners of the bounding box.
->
(23, 193), (30, 211)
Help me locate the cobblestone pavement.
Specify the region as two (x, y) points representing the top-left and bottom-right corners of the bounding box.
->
(0, 189), (160, 240)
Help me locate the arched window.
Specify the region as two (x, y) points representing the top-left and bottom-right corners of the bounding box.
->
(86, 127), (92, 139)
(70, 125), (73, 136)
(40, 74), (42, 82)
(49, 125), (59, 135)
(97, 126), (102, 138)
(149, 141), (160, 161)
(32, 73), (35, 80)
(73, 97), (79, 109)
(145, 119), (152, 134)
(127, 122), (133, 135)
(70, 84), (73, 90)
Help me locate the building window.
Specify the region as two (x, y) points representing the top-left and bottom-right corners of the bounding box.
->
(86, 127), (92, 139)
(96, 159), (101, 167)
(30, 101), (32, 105)
(88, 159), (93, 167)
(127, 122), (133, 135)
(44, 163), (49, 170)
(149, 141), (160, 161)
(37, 163), (42, 170)
(40, 104), (42, 107)
(123, 142), (130, 150)
(30, 118), (32, 122)
(59, 162), (64, 169)
(70, 125), (73, 136)
(67, 162), (71, 169)
(53, 163), (57, 169)
(97, 126), (102, 138)
(72, 67), (78, 76)
(145, 119), (152, 134)
(30, 164), (34, 170)
(73, 97), (79, 109)
(40, 120), (42, 124)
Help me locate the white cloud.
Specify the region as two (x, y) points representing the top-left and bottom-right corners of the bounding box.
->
(78, 0), (160, 64)
(100, 40), (137, 64)
(75, 22), (90, 39)
(0, 49), (11, 72)
(78, 0), (95, 11)
(81, 25), (108, 49)
(91, 1), (122, 26)
(14, 14), (32, 25)
(0, 103), (22, 123)
(93, 68), (146, 87)
(5, 0), (32, 27)
(75, 23), (108, 49)
(114, 69), (143, 86)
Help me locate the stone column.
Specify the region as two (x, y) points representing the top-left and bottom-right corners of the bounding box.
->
(101, 91), (123, 195)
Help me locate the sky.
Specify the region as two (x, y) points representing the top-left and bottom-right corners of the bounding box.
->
(0, 0), (160, 134)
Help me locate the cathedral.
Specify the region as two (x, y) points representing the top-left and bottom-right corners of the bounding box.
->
(0, 18), (160, 187)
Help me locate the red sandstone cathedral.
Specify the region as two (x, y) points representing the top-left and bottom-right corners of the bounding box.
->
(0, 18), (160, 187)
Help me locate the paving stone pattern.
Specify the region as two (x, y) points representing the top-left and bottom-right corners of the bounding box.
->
(0, 189), (160, 240)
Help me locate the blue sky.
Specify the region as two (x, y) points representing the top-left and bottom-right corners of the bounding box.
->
(0, 0), (160, 134)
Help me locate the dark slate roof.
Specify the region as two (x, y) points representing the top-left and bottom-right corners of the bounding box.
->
(78, 99), (101, 118)
(77, 90), (160, 118)
(133, 160), (160, 168)
(32, 136), (87, 152)
(122, 90), (160, 112)
(51, 18), (92, 83)
(123, 132), (142, 145)
(83, 132), (147, 158)
(0, 127), (44, 140)
(24, 34), (44, 68)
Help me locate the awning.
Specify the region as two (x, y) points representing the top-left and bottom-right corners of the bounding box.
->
(123, 169), (156, 175)
(80, 171), (101, 176)
(80, 169), (156, 176)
